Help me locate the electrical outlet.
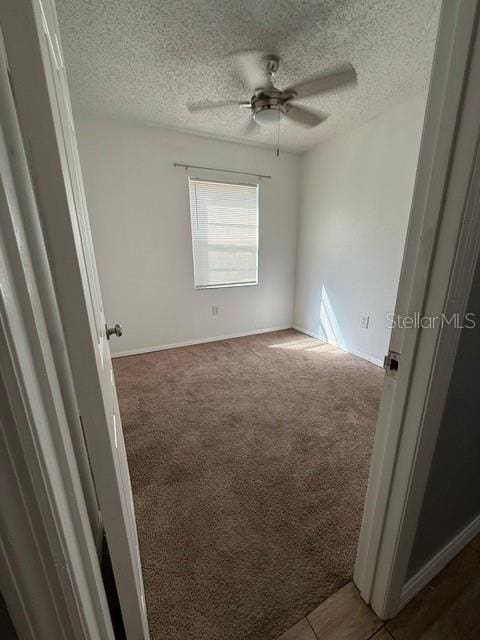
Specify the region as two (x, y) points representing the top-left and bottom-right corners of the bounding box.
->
(360, 315), (370, 329)
(211, 305), (219, 316)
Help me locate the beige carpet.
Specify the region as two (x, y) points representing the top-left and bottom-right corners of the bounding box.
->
(113, 329), (383, 640)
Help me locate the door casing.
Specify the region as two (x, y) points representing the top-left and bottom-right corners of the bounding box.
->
(0, 23), (114, 640)
(355, 0), (480, 618)
(0, 0), (149, 638)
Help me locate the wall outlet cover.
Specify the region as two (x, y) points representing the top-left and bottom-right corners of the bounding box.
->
(360, 315), (370, 329)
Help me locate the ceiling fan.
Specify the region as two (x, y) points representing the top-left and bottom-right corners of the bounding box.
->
(186, 52), (357, 135)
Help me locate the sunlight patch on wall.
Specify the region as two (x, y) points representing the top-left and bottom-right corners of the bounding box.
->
(317, 285), (345, 349)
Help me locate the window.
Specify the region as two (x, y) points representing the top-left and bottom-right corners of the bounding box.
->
(188, 178), (259, 288)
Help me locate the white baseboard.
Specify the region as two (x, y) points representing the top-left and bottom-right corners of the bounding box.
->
(111, 325), (292, 358)
(113, 324), (385, 367)
(292, 325), (384, 368)
(400, 512), (480, 609)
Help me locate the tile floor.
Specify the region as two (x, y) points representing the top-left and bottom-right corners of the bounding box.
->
(277, 534), (480, 640)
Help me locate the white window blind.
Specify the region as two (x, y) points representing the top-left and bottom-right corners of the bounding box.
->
(188, 178), (259, 288)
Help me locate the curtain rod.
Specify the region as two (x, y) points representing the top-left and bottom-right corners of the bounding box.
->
(173, 162), (271, 179)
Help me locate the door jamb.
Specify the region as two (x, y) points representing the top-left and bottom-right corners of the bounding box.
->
(355, 0), (480, 618)
(1, 1), (150, 637)
(0, 25), (114, 640)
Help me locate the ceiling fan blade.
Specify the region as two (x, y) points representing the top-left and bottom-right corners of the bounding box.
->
(242, 117), (261, 137)
(285, 63), (357, 100)
(285, 105), (327, 128)
(231, 50), (274, 92)
(187, 100), (250, 113)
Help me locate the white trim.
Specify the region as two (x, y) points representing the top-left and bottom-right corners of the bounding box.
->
(0, 18), (114, 639)
(293, 325), (384, 368)
(113, 323), (385, 365)
(112, 325), (292, 358)
(194, 282), (258, 290)
(400, 513), (480, 608)
(1, 2), (149, 637)
(355, 0), (480, 619)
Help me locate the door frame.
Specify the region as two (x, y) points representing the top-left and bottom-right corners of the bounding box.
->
(0, 24), (114, 640)
(354, 0), (480, 618)
(0, 1), (148, 638)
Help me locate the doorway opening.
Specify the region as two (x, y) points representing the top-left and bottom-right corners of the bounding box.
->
(21, 0), (445, 638)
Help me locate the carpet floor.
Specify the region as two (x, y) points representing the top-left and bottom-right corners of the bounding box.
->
(113, 329), (383, 640)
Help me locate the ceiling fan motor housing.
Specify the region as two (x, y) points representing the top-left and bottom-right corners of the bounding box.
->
(252, 89), (292, 126)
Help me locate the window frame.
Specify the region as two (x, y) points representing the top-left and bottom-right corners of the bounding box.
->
(187, 176), (260, 290)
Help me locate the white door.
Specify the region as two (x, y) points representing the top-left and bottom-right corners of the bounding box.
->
(3, 1), (150, 638)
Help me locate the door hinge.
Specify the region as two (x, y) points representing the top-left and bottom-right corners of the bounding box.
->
(383, 350), (400, 375)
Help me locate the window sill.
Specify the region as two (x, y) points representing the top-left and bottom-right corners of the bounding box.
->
(194, 282), (258, 290)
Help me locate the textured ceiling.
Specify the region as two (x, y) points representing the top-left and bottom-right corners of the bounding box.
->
(56, 0), (441, 154)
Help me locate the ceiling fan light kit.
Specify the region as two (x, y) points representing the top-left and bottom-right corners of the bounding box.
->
(252, 91), (287, 126)
(187, 53), (357, 151)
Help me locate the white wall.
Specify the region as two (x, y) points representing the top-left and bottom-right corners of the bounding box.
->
(293, 97), (426, 365)
(77, 119), (301, 355)
(78, 98), (426, 362)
